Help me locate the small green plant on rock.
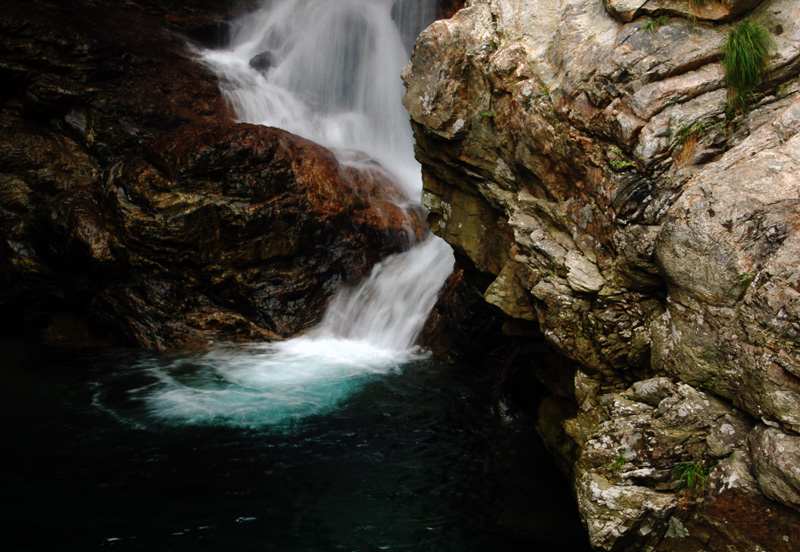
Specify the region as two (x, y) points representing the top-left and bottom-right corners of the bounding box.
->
(608, 146), (636, 171)
(674, 121), (707, 144)
(539, 83), (550, 98)
(697, 379), (717, 395)
(776, 79), (798, 99)
(609, 454), (626, 475)
(676, 458), (711, 495)
(480, 111), (495, 118)
(722, 20), (775, 112)
(641, 15), (669, 34)
(610, 159), (636, 170)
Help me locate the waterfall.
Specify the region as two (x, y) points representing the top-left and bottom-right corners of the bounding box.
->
(199, 0), (453, 351)
(133, 0), (453, 427)
(316, 235), (450, 350)
(202, 0), (437, 198)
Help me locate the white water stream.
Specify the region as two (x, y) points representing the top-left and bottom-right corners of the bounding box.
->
(139, 0), (454, 426)
(202, 0), (436, 198)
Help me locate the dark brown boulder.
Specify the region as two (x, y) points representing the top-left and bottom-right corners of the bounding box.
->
(436, 0), (465, 19)
(92, 123), (420, 348)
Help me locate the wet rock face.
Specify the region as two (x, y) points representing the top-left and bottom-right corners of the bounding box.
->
(417, 263), (506, 362)
(404, 0), (800, 549)
(0, 0), (419, 348)
(249, 50), (275, 71)
(92, 123), (418, 348)
(77, 0), (246, 45)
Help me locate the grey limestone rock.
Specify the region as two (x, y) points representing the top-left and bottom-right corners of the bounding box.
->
(404, 0), (800, 549)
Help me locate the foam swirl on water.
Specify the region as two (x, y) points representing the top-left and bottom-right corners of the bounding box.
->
(134, 339), (418, 427)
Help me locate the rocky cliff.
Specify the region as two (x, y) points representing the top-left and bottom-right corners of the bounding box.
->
(0, 0), (421, 348)
(404, 0), (800, 549)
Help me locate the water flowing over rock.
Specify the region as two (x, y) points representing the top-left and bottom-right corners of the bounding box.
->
(404, 0), (800, 549)
(201, 0), (440, 199)
(0, 0), (423, 348)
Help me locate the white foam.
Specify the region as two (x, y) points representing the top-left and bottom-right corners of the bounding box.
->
(142, 338), (421, 427)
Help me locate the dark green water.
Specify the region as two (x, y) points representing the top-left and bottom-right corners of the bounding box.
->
(2, 341), (592, 551)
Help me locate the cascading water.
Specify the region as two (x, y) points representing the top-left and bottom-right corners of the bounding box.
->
(202, 0), (436, 198)
(317, 236), (449, 349)
(130, 0), (454, 427)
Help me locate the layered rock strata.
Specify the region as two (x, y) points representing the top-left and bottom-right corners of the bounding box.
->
(404, 0), (800, 549)
(0, 0), (420, 348)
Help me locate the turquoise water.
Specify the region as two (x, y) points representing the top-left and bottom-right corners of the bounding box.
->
(2, 343), (592, 551)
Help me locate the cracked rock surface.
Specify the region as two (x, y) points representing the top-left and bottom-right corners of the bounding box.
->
(404, 0), (800, 549)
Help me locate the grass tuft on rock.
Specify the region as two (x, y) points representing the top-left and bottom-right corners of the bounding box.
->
(722, 20), (775, 110)
(673, 121), (707, 166)
(640, 15), (669, 34)
(676, 458), (711, 495)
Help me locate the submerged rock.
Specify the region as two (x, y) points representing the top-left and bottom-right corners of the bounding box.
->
(249, 50), (275, 71)
(404, 0), (800, 549)
(0, 0), (420, 348)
